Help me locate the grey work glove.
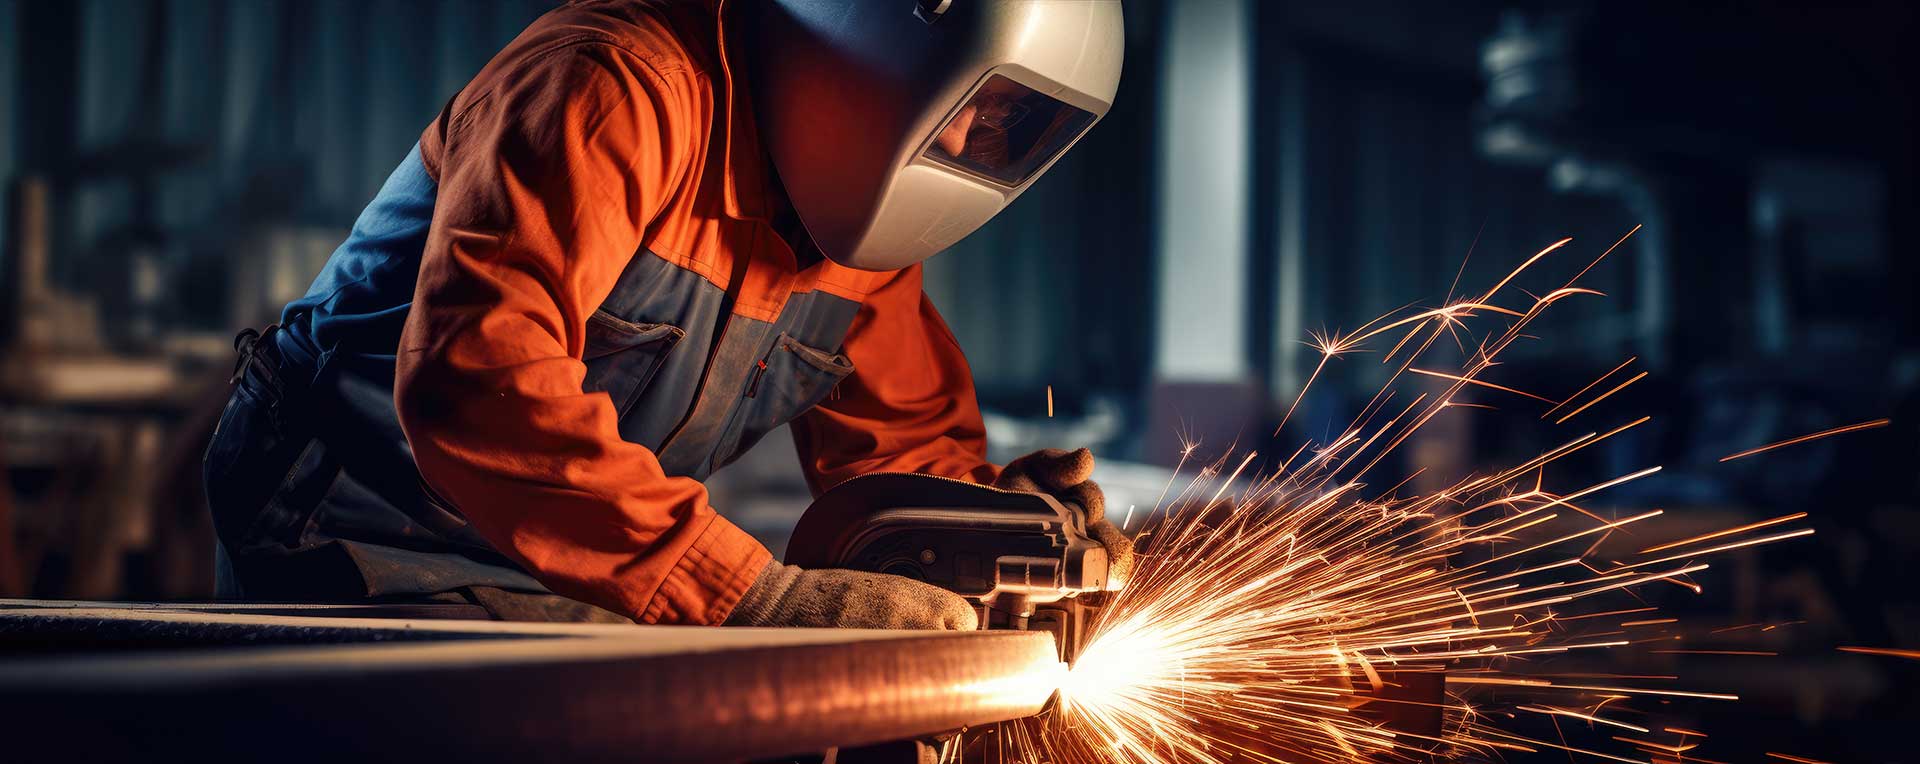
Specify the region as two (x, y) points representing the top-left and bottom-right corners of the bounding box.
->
(723, 560), (979, 630)
(994, 447), (1136, 584)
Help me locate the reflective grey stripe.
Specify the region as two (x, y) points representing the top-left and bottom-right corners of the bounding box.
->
(594, 251), (863, 480)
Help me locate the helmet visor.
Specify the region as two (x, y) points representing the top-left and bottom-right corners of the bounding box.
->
(923, 74), (1098, 187)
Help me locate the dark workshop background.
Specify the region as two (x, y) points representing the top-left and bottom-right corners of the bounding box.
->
(2, 0), (1917, 759)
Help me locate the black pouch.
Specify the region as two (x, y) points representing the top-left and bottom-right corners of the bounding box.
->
(203, 325), (318, 556)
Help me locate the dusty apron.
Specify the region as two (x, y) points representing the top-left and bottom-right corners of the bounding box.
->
(202, 145), (861, 621)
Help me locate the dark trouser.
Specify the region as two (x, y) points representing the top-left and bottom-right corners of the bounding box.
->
(203, 326), (626, 624)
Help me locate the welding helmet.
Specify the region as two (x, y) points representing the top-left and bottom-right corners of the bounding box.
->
(741, 0), (1125, 271)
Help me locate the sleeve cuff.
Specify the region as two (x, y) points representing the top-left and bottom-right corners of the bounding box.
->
(638, 513), (773, 625)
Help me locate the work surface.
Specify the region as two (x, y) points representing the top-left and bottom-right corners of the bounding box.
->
(0, 599), (1060, 762)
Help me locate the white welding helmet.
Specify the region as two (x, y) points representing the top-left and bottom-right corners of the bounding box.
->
(741, 0), (1125, 271)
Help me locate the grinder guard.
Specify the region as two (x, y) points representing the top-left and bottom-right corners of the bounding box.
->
(787, 473), (1115, 663)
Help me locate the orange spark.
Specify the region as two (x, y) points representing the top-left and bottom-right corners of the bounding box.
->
(1765, 754), (1834, 764)
(1566, 224), (1643, 288)
(1615, 736), (1698, 753)
(1556, 606), (1659, 622)
(1631, 528), (1816, 569)
(1519, 705), (1650, 733)
(1639, 512), (1808, 554)
(1649, 650), (1778, 656)
(1543, 356), (1637, 420)
(1410, 367), (1556, 403)
(1837, 646), (1920, 661)
(1719, 418), (1892, 462)
(1555, 371), (1649, 424)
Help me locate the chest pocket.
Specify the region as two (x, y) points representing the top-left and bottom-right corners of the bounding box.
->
(711, 333), (855, 471)
(581, 309), (683, 419)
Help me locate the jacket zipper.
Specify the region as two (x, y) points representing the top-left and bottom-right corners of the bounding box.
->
(744, 356), (771, 399)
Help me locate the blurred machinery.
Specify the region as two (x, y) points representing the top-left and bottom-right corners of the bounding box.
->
(1477, 10), (1920, 751)
(0, 178), (228, 601)
(1477, 7), (1908, 368)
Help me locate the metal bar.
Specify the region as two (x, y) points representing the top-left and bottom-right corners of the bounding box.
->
(0, 601), (1062, 762)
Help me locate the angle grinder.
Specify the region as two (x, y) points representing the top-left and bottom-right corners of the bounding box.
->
(785, 472), (1120, 663)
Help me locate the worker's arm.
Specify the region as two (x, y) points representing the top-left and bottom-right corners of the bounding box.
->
(790, 265), (1001, 494)
(395, 43), (769, 625)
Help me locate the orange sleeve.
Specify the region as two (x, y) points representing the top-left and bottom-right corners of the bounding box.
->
(791, 265), (1001, 495)
(395, 43), (769, 625)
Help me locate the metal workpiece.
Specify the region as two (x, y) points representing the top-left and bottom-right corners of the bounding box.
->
(0, 600), (1063, 763)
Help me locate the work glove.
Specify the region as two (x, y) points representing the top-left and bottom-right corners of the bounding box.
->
(994, 448), (1136, 585)
(723, 560), (979, 630)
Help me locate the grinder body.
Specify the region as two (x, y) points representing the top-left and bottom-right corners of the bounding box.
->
(786, 473), (1116, 662)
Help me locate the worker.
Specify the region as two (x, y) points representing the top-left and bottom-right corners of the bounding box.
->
(202, 0), (1128, 627)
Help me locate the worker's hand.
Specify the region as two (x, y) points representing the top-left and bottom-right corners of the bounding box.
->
(995, 448), (1136, 584)
(723, 560), (979, 630)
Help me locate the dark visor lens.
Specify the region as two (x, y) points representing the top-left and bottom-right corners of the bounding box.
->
(923, 74), (1098, 186)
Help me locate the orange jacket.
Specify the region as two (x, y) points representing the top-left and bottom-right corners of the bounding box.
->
(393, 0), (1000, 624)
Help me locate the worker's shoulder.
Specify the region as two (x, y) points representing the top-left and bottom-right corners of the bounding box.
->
(488, 0), (721, 93)
(421, 1), (720, 173)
